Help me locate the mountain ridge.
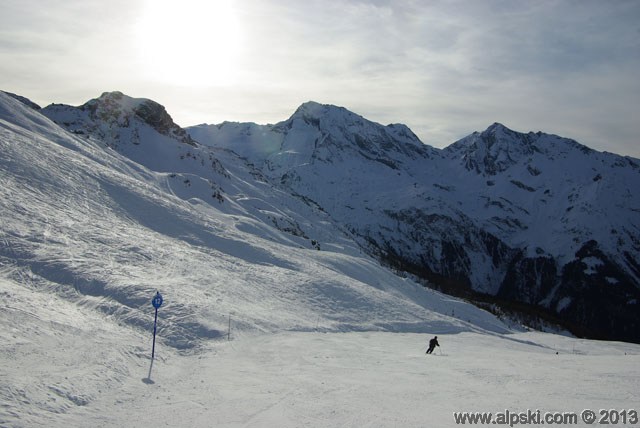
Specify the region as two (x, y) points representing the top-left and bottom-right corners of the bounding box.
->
(188, 98), (640, 342)
(4, 90), (640, 342)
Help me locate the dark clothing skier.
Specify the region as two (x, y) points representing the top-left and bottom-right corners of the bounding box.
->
(426, 336), (439, 354)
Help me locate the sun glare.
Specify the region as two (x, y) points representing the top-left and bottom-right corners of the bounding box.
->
(135, 0), (243, 87)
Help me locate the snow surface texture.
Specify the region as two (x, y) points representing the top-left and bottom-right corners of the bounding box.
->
(1, 91), (639, 426)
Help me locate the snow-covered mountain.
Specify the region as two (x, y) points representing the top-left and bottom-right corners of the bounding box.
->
(3, 90), (640, 426)
(190, 101), (640, 343)
(3, 90), (507, 345)
(4, 89), (639, 344)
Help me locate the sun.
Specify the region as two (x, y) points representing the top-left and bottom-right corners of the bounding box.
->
(135, 0), (243, 87)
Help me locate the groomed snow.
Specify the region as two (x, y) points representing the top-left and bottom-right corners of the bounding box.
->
(2, 274), (638, 427)
(4, 301), (639, 428)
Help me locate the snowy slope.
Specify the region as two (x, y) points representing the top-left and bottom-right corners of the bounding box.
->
(4, 313), (640, 428)
(2, 90), (640, 427)
(190, 103), (640, 343)
(63, 332), (638, 428)
(5, 90), (505, 344)
(1, 90), (520, 424)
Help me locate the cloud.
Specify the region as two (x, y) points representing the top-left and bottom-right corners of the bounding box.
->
(1, 0), (639, 157)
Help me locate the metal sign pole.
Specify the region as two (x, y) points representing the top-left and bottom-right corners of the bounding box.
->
(152, 307), (159, 359)
(151, 291), (163, 360)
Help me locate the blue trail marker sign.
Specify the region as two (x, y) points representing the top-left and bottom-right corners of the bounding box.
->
(151, 291), (163, 360)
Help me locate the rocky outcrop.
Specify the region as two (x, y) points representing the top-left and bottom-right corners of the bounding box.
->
(41, 91), (196, 148)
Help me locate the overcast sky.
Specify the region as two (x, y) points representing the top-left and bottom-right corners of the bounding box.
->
(1, 0), (639, 157)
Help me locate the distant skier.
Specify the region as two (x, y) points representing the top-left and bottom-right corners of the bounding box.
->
(426, 336), (439, 354)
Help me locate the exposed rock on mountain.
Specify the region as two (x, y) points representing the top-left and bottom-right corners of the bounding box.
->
(43, 91), (195, 147)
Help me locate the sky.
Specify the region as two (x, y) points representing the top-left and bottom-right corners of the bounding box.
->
(1, 0), (639, 157)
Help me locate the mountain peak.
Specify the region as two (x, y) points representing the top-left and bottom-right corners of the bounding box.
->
(69, 91), (195, 146)
(479, 122), (523, 142)
(445, 122), (606, 176)
(445, 123), (538, 175)
(295, 100), (325, 112)
(84, 91), (168, 125)
(285, 101), (359, 130)
(295, 101), (348, 115)
(485, 122), (511, 134)
(84, 91), (145, 113)
(275, 101), (433, 160)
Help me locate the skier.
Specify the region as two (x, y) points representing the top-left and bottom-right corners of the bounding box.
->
(426, 336), (439, 354)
